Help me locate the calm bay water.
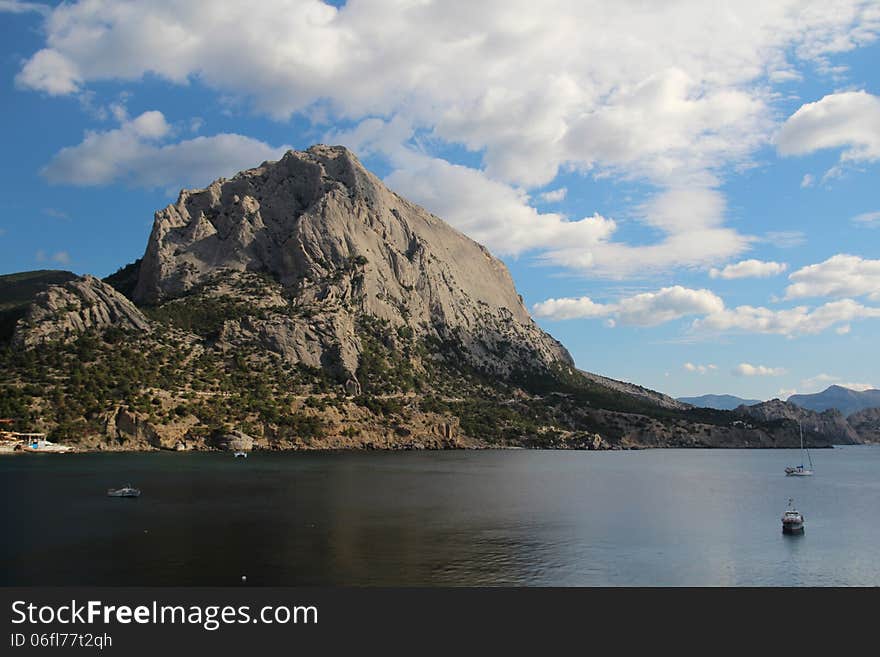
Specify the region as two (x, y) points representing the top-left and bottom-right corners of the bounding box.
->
(2, 447), (878, 586)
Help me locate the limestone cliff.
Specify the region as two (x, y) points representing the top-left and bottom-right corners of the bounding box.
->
(132, 145), (571, 381)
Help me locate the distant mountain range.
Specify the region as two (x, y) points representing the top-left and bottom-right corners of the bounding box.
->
(677, 394), (762, 410)
(787, 385), (880, 417)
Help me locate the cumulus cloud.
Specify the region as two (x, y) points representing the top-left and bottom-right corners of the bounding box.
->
(684, 362), (717, 374)
(532, 285), (724, 325)
(693, 298), (880, 336)
(535, 186), (751, 277)
(530, 297), (611, 321)
(535, 284), (880, 336)
(784, 254), (880, 301)
(384, 154), (614, 257)
(14, 0), (880, 278)
(710, 259), (787, 279)
(776, 91), (880, 176)
(733, 363), (785, 376)
(800, 173), (814, 188)
(42, 110), (291, 189)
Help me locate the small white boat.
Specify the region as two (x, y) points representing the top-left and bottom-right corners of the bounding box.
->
(107, 484), (141, 498)
(782, 498), (804, 534)
(234, 451), (248, 458)
(785, 423), (813, 476)
(20, 437), (72, 453)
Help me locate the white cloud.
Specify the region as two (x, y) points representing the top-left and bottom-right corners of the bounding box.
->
(776, 91), (880, 176)
(14, 0), (880, 278)
(693, 298), (880, 336)
(16, 49), (81, 95)
(534, 186), (751, 277)
(852, 210), (880, 226)
(384, 153), (614, 257)
(42, 110), (291, 189)
(710, 259), (787, 279)
(784, 254), (880, 301)
(538, 187), (567, 203)
(0, 1), (48, 15)
(533, 285), (724, 325)
(733, 363), (785, 376)
(800, 173), (814, 188)
(684, 362), (717, 375)
(531, 296), (611, 321)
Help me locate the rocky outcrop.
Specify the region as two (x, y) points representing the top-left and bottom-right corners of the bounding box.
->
(215, 429), (254, 452)
(735, 399), (862, 445)
(12, 275), (150, 348)
(92, 406), (201, 451)
(132, 145), (571, 379)
(847, 408), (880, 444)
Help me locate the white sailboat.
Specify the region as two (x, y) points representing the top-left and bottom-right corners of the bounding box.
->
(785, 423), (813, 476)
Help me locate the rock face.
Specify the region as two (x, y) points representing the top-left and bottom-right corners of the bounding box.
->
(12, 275), (150, 349)
(736, 399), (862, 445)
(215, 429), (254, 452)
(847, 408), (880, 444)
(132, 145), (571, 380)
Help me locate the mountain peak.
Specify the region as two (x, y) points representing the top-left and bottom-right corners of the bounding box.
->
(130, 144), (572, 382)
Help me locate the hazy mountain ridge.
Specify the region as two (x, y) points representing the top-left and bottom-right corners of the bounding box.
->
(677, 394), (762, 410)
(787, 385), (880, 416)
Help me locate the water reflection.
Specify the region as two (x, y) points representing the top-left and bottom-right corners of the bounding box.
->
(2, 447), (879, 586)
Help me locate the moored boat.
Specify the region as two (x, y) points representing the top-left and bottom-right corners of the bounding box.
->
(107, 484), (141, 498)
(785, 423), (813, 476)
(20, 440), (72, 453)
(782, 498), (804, 534)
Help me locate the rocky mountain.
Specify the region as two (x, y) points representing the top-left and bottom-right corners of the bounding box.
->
(0, 145), (849, 451)
(0, 270), (78, 343)
(12, 275), (150, 349)
(735, 399), (862, 446)
(130, 145), (569, 383)
(847, 408), (880, 444)
(787, 385), (880, 416)
(677, 394), (762, 410)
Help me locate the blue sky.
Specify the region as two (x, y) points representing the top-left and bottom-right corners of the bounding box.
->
(1, 0), (879, 401)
